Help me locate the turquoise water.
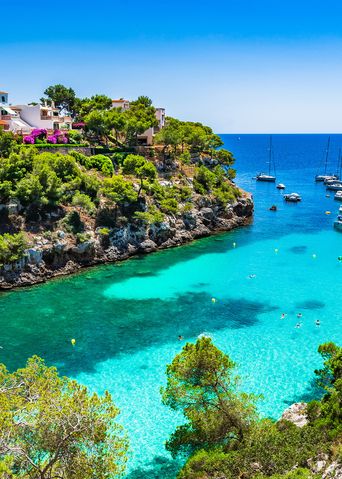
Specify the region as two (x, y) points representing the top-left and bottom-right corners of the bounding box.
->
(0, 134), (341, 478)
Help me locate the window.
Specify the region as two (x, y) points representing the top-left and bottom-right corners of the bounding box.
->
(1, 96), (5, 103)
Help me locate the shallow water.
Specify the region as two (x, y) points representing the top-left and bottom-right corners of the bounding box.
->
(0, 134), (341, 478)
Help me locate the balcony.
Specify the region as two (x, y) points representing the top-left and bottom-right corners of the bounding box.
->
(0, 115), (12, 120)
(40, 115), (51, 120)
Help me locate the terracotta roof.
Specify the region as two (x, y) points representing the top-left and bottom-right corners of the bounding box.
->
(0, 120), (7, 125)
(0, 91), (8, 94)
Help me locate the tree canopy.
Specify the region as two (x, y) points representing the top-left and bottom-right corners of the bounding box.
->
(0, 356), (128, 479)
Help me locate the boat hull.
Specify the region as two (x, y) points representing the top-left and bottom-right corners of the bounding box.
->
(257, 176), (276, 182)
(333, 221), (342, 232)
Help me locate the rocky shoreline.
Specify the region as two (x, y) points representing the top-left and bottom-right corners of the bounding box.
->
(0, 193), (253, 290)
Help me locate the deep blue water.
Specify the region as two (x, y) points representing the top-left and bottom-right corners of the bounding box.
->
(0, 134), (341, 478)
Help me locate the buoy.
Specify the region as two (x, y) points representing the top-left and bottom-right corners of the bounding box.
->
(325, 211), (331, 215)
(71, 338), (76, 346)
(274, 248), (279, 253)
(211, 298), (216, 303)
(233, 242), (236, 248)
(312, 254), (317, 259)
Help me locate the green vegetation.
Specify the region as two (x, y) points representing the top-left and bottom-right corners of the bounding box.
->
(0, 356), (128, 479)
(163, 339), (342, 479)
(0, 232), (27, 266)
(0, 86), (243, 272)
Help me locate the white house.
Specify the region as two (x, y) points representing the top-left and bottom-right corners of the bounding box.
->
(12, 103), (72, 131)
(0, 92), (72, 134)
(0, 91), (32, 133)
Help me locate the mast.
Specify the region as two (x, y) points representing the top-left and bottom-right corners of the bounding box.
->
(339, 148), (342, 178)
(269, 135), (272, 176)
(324, 136), (330, 174)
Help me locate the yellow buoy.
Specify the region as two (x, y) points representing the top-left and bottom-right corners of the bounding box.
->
(274, 248), (279, 253)
(325, 211), (331, 215)
(312, 254), (317, 259)
(211, 298), (216, 303)
(71, 338), (76, 346)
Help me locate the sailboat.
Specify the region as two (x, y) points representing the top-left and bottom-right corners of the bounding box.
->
(256, 136), (276, 182)
(315, 136), (338, 182)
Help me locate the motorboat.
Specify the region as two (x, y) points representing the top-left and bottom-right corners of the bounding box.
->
(334, 191), (342, 201)
(326, 183), (342, 191)
(324, 177), (341, 185)
(284, 193), (301, 202)
(333, 215), (342, 232)
(276, 183), (286, 189)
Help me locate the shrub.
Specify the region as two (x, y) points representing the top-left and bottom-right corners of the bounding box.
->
(72, 191), (95, 214)
(62, 211), (84, 234)
(0, 232), (28, 266)
(160, 197), (178, 214)
(134, 206), (164, 224)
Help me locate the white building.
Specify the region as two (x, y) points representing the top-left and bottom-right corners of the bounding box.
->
(111, 98), (165, 145)
(12, 103), (72, 131)
(0, 92), (72, 134)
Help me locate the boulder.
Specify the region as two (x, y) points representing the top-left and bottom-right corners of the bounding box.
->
(280, 403), (308, 428)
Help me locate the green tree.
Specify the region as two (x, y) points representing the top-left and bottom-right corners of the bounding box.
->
(72, 191), (96, 214)
(161, 337), (257, 458)
(0, 356), (128, 479)
(123, 97), (158, 145)
(0, 232), (27, 266)
(79, 94), (113, 118)
(102, 175), (138, 205)
(41, 84), (78, 116)
(0, 129), (17, 158)
(122, 154), (157, 196)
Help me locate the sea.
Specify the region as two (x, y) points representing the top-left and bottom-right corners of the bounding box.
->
(0, 134), (341, 478)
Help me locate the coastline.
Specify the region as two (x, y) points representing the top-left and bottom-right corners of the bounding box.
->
(0, 193), (253, 290)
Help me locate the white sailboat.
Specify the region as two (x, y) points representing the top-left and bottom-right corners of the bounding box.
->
(256, 136), (276, 182)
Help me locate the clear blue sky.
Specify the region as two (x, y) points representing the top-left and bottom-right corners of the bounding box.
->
(2, 0), (342, 133)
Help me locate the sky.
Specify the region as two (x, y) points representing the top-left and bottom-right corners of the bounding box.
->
(1, 0), (342, 133)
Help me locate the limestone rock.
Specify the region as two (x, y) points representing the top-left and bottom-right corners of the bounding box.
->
(281, 402), (308, 428)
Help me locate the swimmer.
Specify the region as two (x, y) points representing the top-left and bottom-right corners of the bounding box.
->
(315, 320), (321, 327)
(297, 313), (302, 319)
(295, 322), (302, 329)
(178, 335), (184, 341)
(281, 313), (286, 319)
(248, 274), (256, 279)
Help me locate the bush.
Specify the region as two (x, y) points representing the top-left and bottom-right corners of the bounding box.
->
(0, 232), (28, 266)
(72, 191), (95, 214)
(160, 197), (179, 214)
(134, 206), (164, 224)
(62, 211), (84, 234)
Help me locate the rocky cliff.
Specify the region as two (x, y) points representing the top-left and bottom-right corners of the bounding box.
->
(0, 192), (253, 289)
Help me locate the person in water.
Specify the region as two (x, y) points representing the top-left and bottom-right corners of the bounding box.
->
(281, 313), (286, 319)
(315, 320), (321, 327)
(178, 335), (184, 341)
(297, 313), (302, 318)
(295, 322), (302, 329)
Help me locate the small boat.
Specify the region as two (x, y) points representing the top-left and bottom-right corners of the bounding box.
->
(257, 173), (276, 182)
(326, 183), (342, 191)
(339, 205), (342, 213)
(284, 193), (301, 202)
(334, 191), (342, 201)
(276, 183), (286, 189)
(316, 174), (338, 182)
(324, 177), (341, 185)
(333, 215), (342, 232)
(269, 205), (277, 211)
(256, 136), (276, 182)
